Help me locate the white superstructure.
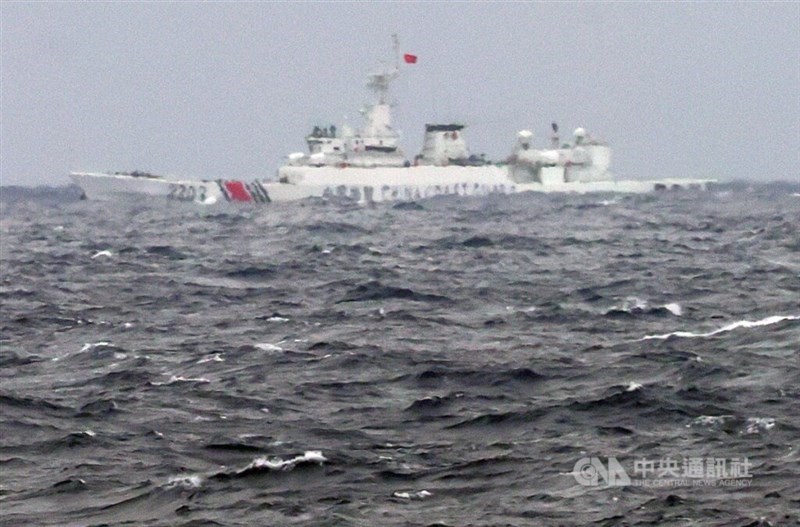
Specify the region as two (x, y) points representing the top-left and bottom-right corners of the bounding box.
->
(70, 37), (715, 205)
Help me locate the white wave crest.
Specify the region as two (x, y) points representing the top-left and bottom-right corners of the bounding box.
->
(689, 415), (735, 428)
(626, 382), (643, 392)
(640, 315), (800, 341)
(197, 353), (224, 364)
(605, 297), (681, 316)
(744, 417), (775, 434)
(165, 474), (204, 489)
(152, 375), (212, 386)
(238, 450), (327, 473)
(255, 343), (284, 352)
(79, 342), (113, 353)
(393, 489), (432, 499)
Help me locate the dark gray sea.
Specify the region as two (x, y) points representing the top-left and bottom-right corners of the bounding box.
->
(1, 183), (799, 527)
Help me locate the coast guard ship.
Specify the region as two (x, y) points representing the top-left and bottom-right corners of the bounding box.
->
(70, 37), (713, 204)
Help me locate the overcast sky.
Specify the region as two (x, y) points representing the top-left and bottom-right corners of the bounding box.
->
(2, 2), (798, 186)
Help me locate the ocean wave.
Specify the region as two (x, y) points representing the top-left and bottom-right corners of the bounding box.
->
(392, 489), (432, 500)
(144, 245), (187, 259)
(150, 375), (212, 386)
(604, 297), (683, 317)
(0, 393), (70, 414)
(0, 351), (44, 367)
(210, 451), (327, 481)
(3, 184), (799, 525)
(165, 474), (204, 489)
(640, 314), (800, 340)
(408, 366), (548, 388)
(689, 415), (778, 435)
(253, 342), (284, 353)
(446, 408), (548, 429)
(337, 280), (451, 303)
(223, 264), (277, 281)
(75, 398), (119, 417)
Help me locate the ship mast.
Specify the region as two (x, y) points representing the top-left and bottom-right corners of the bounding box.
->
(360, 35), (401, 143)
(366, 34), (399, 105)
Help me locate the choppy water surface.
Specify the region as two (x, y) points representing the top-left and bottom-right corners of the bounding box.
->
(1, 184), (799, 526)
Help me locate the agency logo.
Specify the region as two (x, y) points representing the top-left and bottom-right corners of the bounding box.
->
(573, 456), (631, 487)
(572, 455), (753, 488)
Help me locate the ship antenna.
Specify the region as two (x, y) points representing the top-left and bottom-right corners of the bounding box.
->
(392, 33), (400, 74)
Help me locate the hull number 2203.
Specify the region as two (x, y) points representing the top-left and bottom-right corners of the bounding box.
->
(168, 184), (206, 202)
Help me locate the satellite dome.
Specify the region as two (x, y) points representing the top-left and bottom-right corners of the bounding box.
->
(574, 127), (586, 138)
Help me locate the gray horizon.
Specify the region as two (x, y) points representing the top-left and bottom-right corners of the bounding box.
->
(2, 2), (798, 187)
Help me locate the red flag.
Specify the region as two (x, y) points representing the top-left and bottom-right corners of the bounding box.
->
(403, 53), (418, 64)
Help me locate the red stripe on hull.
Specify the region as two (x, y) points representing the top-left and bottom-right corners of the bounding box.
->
(224, 181), (253, 202)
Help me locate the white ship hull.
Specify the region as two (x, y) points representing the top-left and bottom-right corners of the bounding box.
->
(70, 172), (270, 204)
(71, 168), (714, 205)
